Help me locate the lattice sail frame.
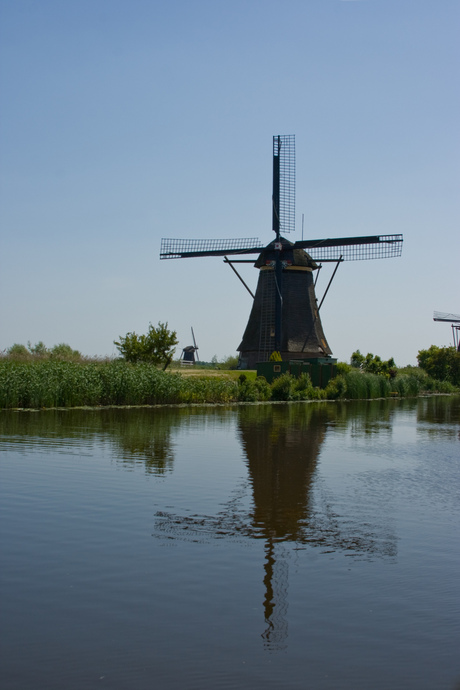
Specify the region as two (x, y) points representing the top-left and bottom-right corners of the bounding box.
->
(160, 237), (261, 259)
(160, 234), (403, 261)
(275, 135), (296, 234)
(299, 234), (403, 262)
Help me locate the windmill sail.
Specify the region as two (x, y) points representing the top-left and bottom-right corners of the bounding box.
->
(160, 237), (262, 259)
(295, 234), (403, 261)
(160, 234), (403, 261)
(273, 134), (295, 235)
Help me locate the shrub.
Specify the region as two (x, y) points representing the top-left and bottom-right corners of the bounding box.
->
(310, 387), (328, 400)
(391, 375), (420, 398)
(237, 375), (269, 402)
(27, 341), (49, 356)
(350, 350), (396, 378)
(50, 343), (82, 361)
(220, 354), (239, 370)
(417, 345), (460, 386)
(6, 344), (30, 359)
(270, 373), (296, 401)
(292, 373), (315, 400)
(350, 350), (365, 368)
(3, 341), (84, 363)
(269, 373), (319, 401)
(114, 322), (178, 369)
(325, 375), (347, 399)
(336, 361), (352, 375)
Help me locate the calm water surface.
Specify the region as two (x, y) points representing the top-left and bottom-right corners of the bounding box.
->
(1, 397), (459, 690)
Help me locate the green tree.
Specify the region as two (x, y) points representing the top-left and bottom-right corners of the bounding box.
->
(50, 343), (81, 361)
(417, 345), (460, 386)
(27, 341), (48, 356)
(351, 350), (396, 378)
(350, 350), (365, 368)
(7, 343), (30, 358)
(114, 322), (178, 370)
(220, 354), (239, 370)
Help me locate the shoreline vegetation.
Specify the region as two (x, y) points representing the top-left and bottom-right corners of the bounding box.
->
(0, 356), (457, 410)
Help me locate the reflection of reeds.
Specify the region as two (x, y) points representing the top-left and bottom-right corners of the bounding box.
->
(0, 405), (237, 473)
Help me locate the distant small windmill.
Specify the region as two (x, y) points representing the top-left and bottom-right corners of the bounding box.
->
(180, 327), (199, 365)
(433, 312), (460, 351)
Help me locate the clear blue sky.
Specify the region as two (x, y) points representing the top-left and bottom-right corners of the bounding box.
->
(1, 0), (458, 365)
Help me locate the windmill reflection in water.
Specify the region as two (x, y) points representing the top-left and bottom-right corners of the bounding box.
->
(154, 405), (397, 651)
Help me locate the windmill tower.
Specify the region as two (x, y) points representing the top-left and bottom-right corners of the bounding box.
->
(160, 135), (403, 369)
(433, 312), (460, 351)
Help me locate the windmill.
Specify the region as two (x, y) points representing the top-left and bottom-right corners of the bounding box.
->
(160, 135), (403, 369)
(180, 327), (199, 365)
(433, 312), (460, 351)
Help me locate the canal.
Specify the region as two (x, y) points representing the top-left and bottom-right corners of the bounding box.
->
(1, 397), (459, 689)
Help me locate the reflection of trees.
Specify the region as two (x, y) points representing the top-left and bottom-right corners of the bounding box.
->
(102, 409), (176, 475)
(334, 398), (417, 438)
(417, 395), (460, 432)
(0, 407), (233, 476)
(0, 408), (177, 475)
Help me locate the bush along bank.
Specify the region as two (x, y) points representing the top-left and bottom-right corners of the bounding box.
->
(0, 359), (457, 409)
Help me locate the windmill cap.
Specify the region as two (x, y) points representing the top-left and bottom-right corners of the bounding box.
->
(254, 237), (319, 269)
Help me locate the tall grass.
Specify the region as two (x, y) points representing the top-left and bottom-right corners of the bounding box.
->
(339, 369), (456, 400)
(0, 360), (457, 409)
(341, 371), (390, 399)
(0, 360), (238, 408)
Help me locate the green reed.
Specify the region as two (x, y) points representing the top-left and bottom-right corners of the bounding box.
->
(340, 371), (421, 400)
(0, 361), (238, 408)
(0, 360), (456, 409)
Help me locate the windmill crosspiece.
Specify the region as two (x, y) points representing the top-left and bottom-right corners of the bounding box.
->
(160, 135), (403, 368)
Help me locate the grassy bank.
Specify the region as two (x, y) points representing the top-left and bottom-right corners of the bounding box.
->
(0, 360), (240, 408)
(0, 359), (457, 409)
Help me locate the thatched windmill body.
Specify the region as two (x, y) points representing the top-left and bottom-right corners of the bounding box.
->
(160, 135), (403, 368)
